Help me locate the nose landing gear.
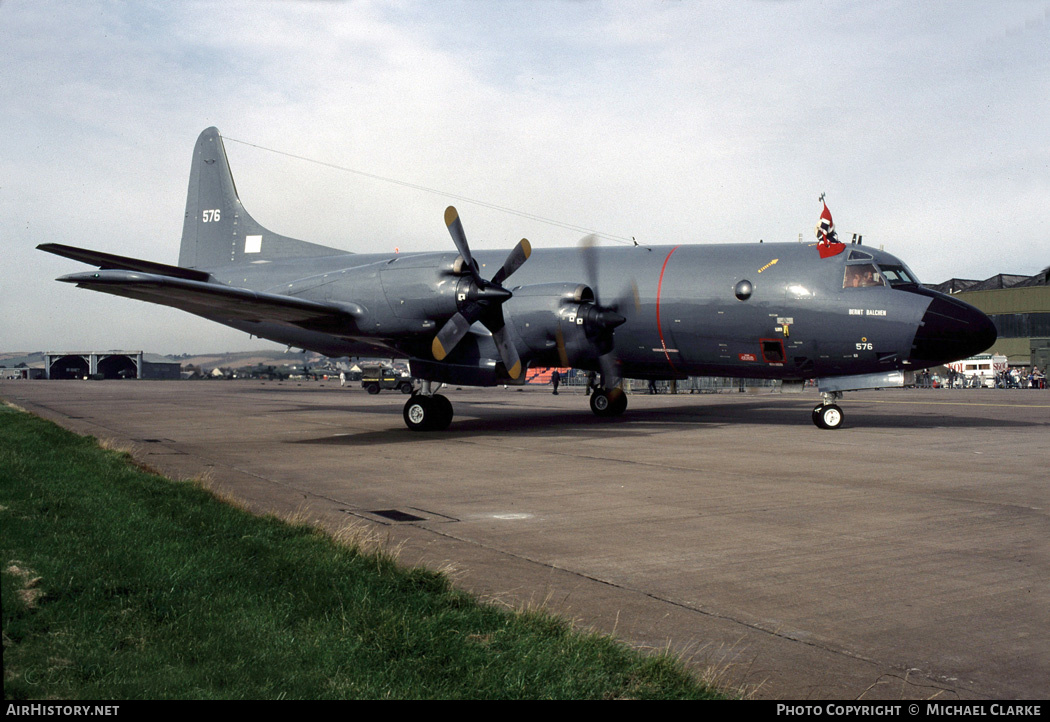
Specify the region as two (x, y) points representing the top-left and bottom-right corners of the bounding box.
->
(812, 391), (844, 429)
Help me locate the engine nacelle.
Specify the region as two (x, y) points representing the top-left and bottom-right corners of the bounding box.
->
(503, 282), (601, 367)
(294, 253), (464, 341)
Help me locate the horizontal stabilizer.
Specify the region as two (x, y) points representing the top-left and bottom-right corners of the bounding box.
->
(38, 243), (211, 282)
(56, 269), (361, 331)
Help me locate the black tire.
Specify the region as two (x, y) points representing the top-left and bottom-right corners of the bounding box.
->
(590, 389), (627, 417)
(403, 395), (453, 431)
(404, 396), (433, 431)
(590, 390), (612, 416)
(814, 404), (844, 430)
(366, 384), (380, 395)
(399, 382), (413, 394)
(430, 394), (453, 430)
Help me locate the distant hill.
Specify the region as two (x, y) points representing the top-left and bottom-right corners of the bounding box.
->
(0, 349), (400, 372)
(167, 350), (332, 369)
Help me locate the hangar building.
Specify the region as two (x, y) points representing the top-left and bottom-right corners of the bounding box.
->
(45, 351), (181, 380)
(930, 268), (1050, 367)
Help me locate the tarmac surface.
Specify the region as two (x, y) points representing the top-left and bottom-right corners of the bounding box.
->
(3, 379), (1048, 700)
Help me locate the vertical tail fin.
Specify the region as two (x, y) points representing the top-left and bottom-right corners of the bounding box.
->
(178, 128), (344, 269)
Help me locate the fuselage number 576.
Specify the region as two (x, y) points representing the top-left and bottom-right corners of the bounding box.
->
(202, 209), (221, 222)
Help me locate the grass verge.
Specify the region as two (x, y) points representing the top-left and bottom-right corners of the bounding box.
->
(0, 404), (725, 699)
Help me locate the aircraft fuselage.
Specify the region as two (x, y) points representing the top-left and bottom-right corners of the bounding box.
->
(206, 241), (991, 384)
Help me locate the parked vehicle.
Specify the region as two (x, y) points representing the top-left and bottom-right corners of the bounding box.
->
(360, 365), (414, 394)
(945, 354), (1008, 388)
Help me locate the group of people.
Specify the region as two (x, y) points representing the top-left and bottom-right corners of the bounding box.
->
(918, 367), (1045, 389)
(996, 366), (1045, 389)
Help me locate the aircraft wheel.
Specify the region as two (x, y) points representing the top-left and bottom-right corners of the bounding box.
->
(366, 383), (381, 395)
(590, 389), (627, 418)
(813, 404), (844, 430)
(403, 395), (453, 431)
(404, 396), (435, 431)
(590, 390), (612, 416)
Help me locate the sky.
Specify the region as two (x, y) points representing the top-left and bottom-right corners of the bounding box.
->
(2, 0), (1048, 354)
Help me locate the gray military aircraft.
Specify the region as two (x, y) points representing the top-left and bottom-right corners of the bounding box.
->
(40, 127), (996, 431)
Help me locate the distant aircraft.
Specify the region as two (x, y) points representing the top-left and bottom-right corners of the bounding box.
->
(40, 127), (996, 430)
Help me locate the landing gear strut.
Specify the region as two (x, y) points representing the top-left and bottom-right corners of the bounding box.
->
(812, 391), (844, 430)
(403, 381), (453, 431)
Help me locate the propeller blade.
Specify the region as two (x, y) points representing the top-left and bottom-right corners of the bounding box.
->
(614, 279), (641, 315)
(432, 312), (473, 361)
(444, 206), (479, 281)
(478, 306), (522, 380)
(575, 235), (640, 392)
(598, 350), (621, 391)
(491, 324), (522, 380)
(579, 234), (601, 306)
(491, 238), (531, 286)
(555, 325), (571, 367)
(436, 207), (524, 375)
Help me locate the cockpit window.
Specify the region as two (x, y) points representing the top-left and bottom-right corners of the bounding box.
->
(847, 249), (873, 261)
(876, 264), (918, 286)
(843, 263), (884, 289)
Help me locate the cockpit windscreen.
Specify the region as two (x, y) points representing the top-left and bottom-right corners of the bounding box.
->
(877, 264), (918, 286)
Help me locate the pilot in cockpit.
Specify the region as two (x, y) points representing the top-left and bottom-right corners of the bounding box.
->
(844, 264), (883, 288)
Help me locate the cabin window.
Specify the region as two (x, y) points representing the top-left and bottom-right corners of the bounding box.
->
(843, 263), (884, 289)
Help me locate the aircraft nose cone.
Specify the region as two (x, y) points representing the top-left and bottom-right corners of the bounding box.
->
(910, 293), (997, 365)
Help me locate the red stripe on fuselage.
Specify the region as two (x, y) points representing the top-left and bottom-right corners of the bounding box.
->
(655, 245), (681, 371)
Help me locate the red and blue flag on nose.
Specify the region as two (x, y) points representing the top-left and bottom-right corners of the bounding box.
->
(815, 198), (845, 258)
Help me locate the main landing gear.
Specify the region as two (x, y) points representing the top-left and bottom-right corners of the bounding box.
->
(812, 391), (844, 430)
(403, 380), (453, 432)
(589, 388), (627, 418)
(403, 394), (453, 431)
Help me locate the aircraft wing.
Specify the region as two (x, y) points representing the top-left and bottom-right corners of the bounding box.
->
(55, 269), (361, 330)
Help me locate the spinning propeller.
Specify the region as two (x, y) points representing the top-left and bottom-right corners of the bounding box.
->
(557, 235), (639, 390)
(431, 206), (531, 379)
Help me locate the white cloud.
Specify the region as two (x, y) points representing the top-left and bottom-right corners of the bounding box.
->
(2, 0), (1047, 353)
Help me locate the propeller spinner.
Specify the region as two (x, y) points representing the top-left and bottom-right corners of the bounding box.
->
(431, 206), (530, 380)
